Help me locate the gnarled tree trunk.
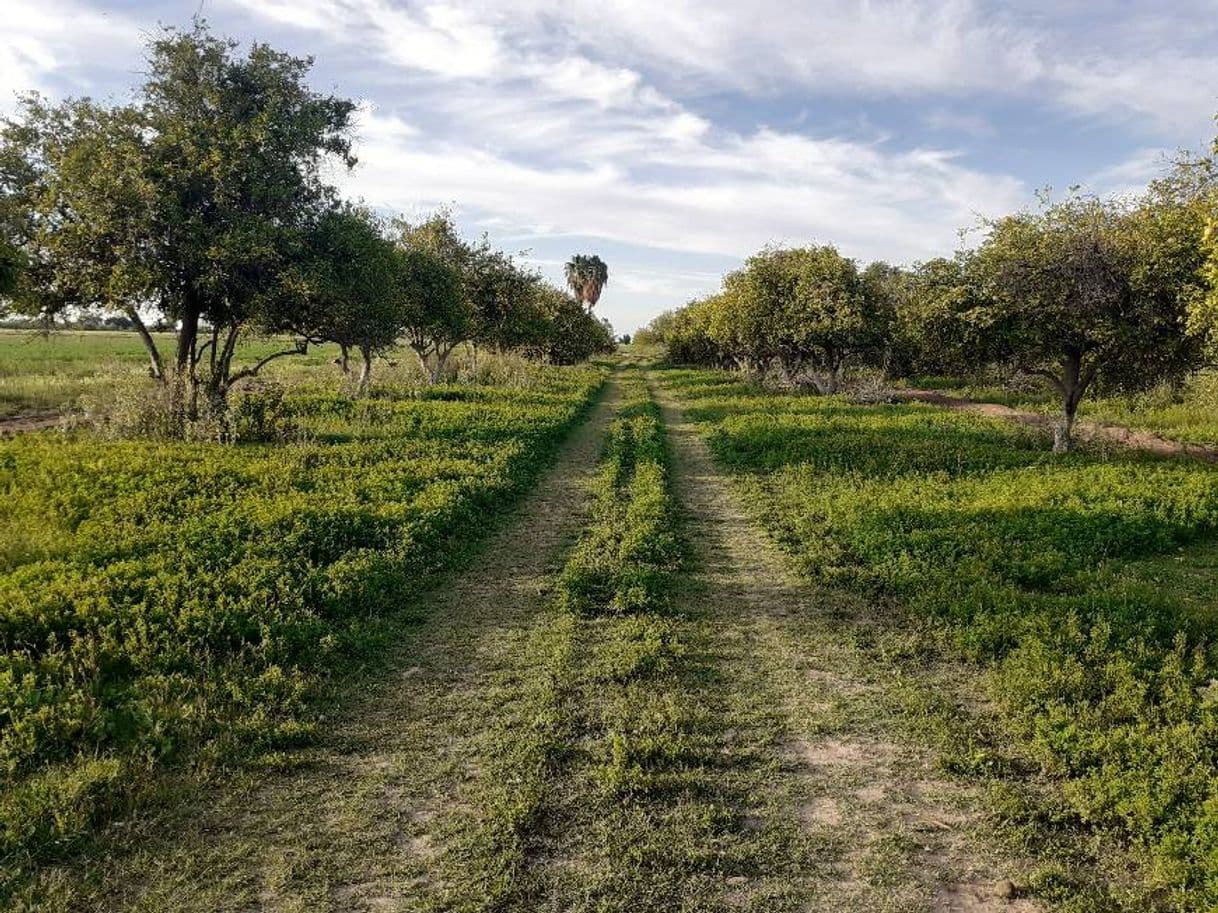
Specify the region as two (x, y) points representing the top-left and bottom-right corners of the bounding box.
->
(1044, 352), (1095, 454)
(356, 345), (373, 396)
(126, 306), (164, 381)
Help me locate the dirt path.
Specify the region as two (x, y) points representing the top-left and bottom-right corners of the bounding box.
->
(0, 411), (60, 435)
(53, 378), (623, 913)
(652, 377), (1042, 913)
(899, 388), (1218, 462)
(41, 369), (1045, 912)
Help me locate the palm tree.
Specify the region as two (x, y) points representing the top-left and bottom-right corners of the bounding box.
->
(564, 254), (609, 311)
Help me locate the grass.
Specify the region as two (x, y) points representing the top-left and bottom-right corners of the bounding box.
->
(0, 329), (360, 417)
(659, 366), (1218, 911)
(10, 358), (1094, 911)
(901, 369), (1218, 446)
(0, 359), (608, 900)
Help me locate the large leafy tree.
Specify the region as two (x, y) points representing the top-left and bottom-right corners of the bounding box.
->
(711, 245), (879, 391)
(971, 193), (1205, 452)
(0, 20), (356, 410)
(885, 256), (992, 378)
(564, 253), (609, 311)
(1185, 122), (1218, 358)
(393, 214), (468, 383)
(665, 296), (728, 366)
(466, 245), (547, 354)
(292, 205), (402, 394)
(533, 284), (615, 364)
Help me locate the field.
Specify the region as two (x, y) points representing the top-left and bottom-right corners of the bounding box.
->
(0, 337), (607, 899)
(660, 367), (1218, 909)
(6, 335), (1218, 912)
(0, 330), (362, 418)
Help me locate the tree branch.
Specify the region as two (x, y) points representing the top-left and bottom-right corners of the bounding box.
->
(1027, 366), (1066, 395)
(226, 340), (308, 388)
(124, 305), (164, 381)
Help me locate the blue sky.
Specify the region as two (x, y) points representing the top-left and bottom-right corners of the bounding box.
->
(4, 1), (1217, 332)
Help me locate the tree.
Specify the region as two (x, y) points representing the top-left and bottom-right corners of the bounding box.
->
(1, 98), (166, 373)
(466, 246), (547, 355)
(0, 236), (22, 298)
(647, 298), (725, 366)
(885, 256), (990, 378)
(1183, 122), (1218, 359)
(971, 193), (1204, 452)
(393, 214), (467, 383)
(533, 285), (615, 364)
(564, 254), (609, 311)
(0, 20), (356, 413)
(293, 205), (401, 394)
(710, 245), (878, 391)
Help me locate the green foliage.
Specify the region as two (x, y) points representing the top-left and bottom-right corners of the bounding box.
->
(557, 372), (679, 617)
(0, 19), (357, 399)
(535, 285), (617, 366)
(1190, 130), (1218, 357)
(292, 205), (402, 392)
(639, 298), (727, 367)
(0, 364), (606, 890)
(564, 253), (609, 310)
(0, 236), (23, 299)
(711, 244), (880, 389)
(970, 192), (1207, 450)
(664, 367), (1218, 910)
(393, 214), (606, 380)
(884, 256), (991, 377)
(654, 246), (888, 390)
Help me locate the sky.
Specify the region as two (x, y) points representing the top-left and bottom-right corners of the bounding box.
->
(3, 1), (1217, 332)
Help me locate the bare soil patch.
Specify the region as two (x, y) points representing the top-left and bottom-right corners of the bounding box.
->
(0, 411), (60, 435)
(900, 388), (1218, 461)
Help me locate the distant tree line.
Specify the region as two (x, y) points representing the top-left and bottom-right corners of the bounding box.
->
(639, 148), (1218, 452)
(0, 20), (615, 416)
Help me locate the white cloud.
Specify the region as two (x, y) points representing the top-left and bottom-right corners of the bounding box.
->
(9, 0), (1216, 330)
(0, 0), (140, 113)
(343, 107), (1025, 264)
(1052, 54), (1218, 136)
(1085, 147), (1175, 199)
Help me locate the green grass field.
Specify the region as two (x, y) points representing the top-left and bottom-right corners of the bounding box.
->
(0, 353), (607, 899)
(660, 367), (1218, 910)
(0, 329), (352, 417)
(900, 370), (1218, 446)
(7, 333), (1218, 910)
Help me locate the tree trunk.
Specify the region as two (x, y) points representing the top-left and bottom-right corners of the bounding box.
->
(338, 344), (350, 375)
(173, 296), (202, 419)
(431, 345), (454, 384)
(1053, 353), (1086, 454)
(126, 306), (164, 381)
(821, 351), (844, 394)
(357, 345), (372, 396)
(1053, 409), (1076, 453)
(175, 298), (200, 376)
(413, 345), (433, 381)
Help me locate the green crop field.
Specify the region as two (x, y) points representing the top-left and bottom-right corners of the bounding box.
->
(0, 330), (350, 417)
(658, 366), (1218, 909)
(0, 351), (607, 897)
(6, 9), (1218, 911)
